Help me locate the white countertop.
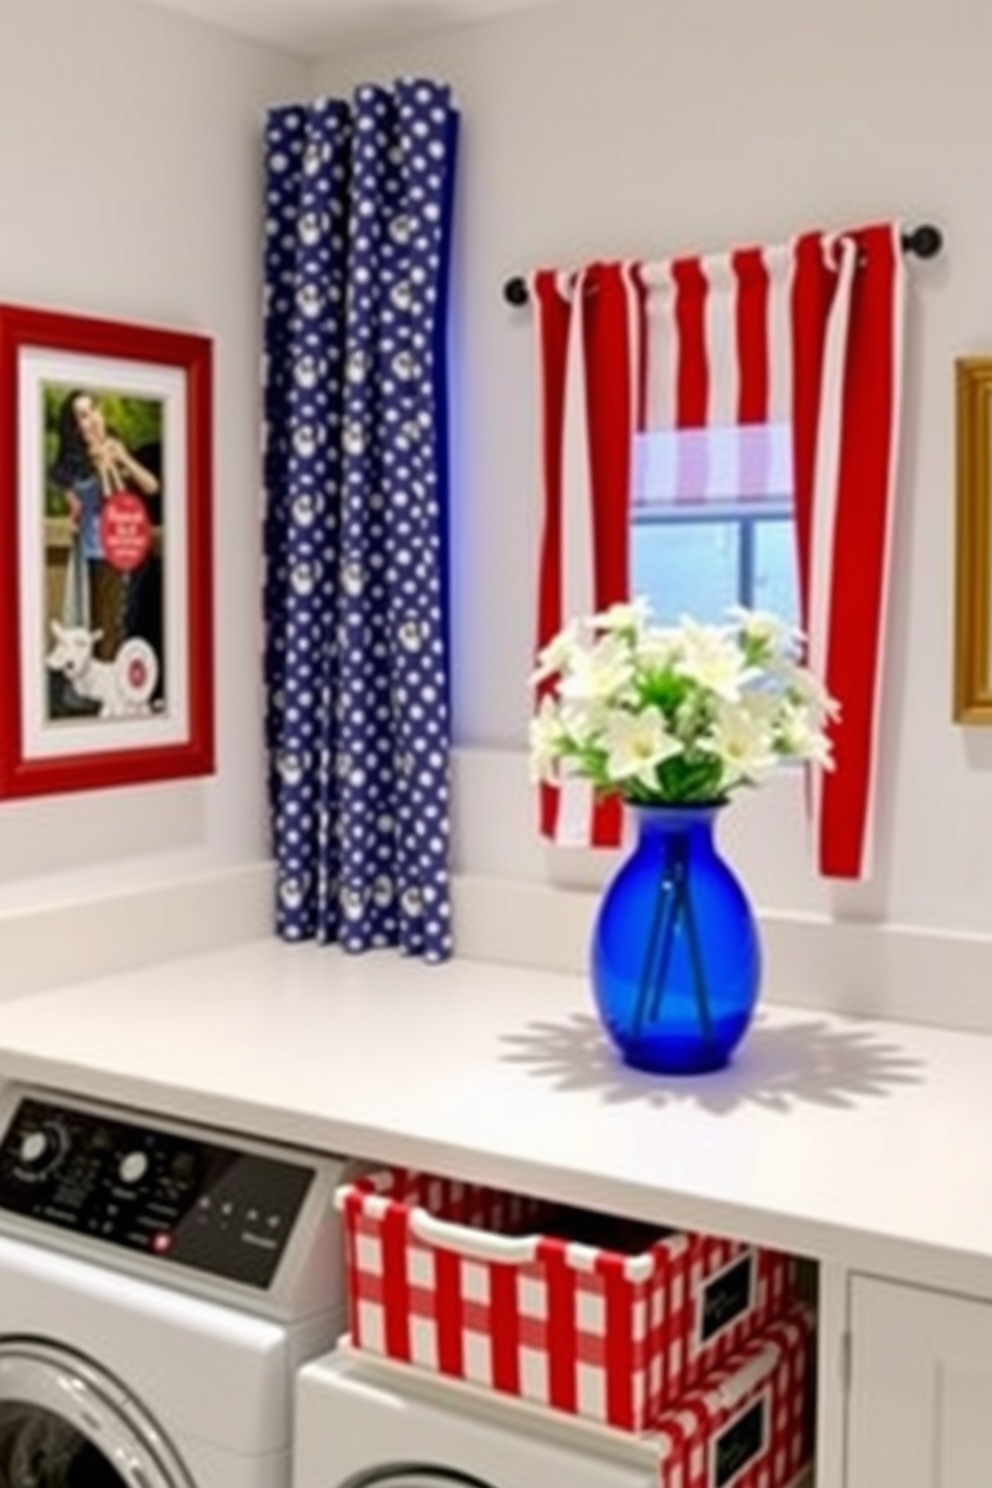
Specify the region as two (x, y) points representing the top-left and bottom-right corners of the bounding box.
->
(0, 938), (987, 1296)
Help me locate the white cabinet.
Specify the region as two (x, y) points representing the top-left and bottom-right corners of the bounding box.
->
(848, 1276), (992, 1488)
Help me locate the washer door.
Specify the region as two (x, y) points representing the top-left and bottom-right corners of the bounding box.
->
(0, 1339), (194, 1487)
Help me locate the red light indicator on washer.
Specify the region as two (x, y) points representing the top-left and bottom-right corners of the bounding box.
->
(152, 1232), (173, 1254)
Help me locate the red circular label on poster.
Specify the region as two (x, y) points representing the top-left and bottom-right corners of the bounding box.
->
(99, 492), (151, 573)
(116, 638), (159, 706)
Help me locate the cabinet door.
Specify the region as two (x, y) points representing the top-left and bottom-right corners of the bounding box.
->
(849, 1276), (992, 1488)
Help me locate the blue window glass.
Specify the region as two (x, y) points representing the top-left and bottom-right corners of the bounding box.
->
(753, 516), (799, 622)
(630, 426), (798, 626)
(631, 519), (740, 626)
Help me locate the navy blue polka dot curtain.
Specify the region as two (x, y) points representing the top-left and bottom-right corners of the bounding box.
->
(262, 81), (458, 962)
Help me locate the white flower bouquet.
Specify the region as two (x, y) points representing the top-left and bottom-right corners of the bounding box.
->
(530, 601), (837, 807)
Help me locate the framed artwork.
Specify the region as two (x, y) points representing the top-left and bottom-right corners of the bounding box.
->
(0, 304), (214, 797)
(955, 357), (992, 723)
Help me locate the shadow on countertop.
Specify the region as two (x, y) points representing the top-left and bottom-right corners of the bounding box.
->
(499, 1011), (925, 1115)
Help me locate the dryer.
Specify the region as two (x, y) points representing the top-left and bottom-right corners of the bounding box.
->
(294, 1350), (659, 1488)
(0, 1083), (350, 1488)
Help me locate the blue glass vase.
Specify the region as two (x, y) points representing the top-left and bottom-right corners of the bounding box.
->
(591, 804), (761, 1075)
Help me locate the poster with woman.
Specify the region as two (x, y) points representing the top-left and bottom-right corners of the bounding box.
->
(0, 305), (213, 798)
(46, 384), (165, 722)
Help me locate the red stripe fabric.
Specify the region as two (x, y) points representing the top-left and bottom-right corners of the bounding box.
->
(818, 224), (900, 877)
(789, 231), (835, 634)
(532, 263), (638, 850)
(489, 1260), (521, 1395)
(531, 225), (902, 877)
(541, 1237), (579, 1413)
(790, 226), (904, 878)
(434, 1244), (465, 1377)
(673, 256), (709, 427)
(584, 264), (634, 611)
(601, 1252), (636, 1429)
(343, 1188), (363, 1343)
(591, 797), (625, 852)
(583, 263), (636, 849)
(533, 271), (571, 841)
(381, 1200), (412, 1361)
(788, 231), (836, 849)
(733, 248), (770, 425)
(632, 262), (649, 432)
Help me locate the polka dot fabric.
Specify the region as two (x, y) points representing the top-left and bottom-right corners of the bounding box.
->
(262, 80), (458, 963)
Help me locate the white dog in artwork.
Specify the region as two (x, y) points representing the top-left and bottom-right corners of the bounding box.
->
(45, 620), (157, 720)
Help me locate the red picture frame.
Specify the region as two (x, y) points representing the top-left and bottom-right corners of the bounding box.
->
(0, 304), (214, 797)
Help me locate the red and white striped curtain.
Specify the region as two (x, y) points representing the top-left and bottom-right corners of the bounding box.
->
(532, 223), (904, 880)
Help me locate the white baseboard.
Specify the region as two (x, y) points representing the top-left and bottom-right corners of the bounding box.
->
(451, 873), (992, 1038)
(0, 862), (274, 1001)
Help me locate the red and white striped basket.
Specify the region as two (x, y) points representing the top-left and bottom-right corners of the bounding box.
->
(336, 1168), (797, 1432)
(648, 1304), (814, 1488)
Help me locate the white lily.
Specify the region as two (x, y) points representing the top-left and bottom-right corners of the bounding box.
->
(526, 598), (834, 807)
(530, 621), (582, 686)
(528, 697), (567, 783)
(777, 702), (836, 768)
(787, 663), (840, 724)
(638, 624), (683, 674)
(559, 633), (634, 704)
(590, 598), (652, 636)
(675, 618), (756, 703)
(602, 708), (683, 792)
(559, 695), (611, 749)
(729, 605), (803, 660)
(700, 696), (779, 787)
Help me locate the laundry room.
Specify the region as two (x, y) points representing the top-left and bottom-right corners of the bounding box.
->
(0, 2), (989, 1488)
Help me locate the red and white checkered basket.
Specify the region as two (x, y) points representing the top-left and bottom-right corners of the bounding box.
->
(336, 1168), (797, 1432)
(649, 1304), (813, 1488)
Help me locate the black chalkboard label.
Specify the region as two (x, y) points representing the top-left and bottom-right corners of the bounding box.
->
(699, 1253), (754, 1344)
(713, 1395), (767, 1488)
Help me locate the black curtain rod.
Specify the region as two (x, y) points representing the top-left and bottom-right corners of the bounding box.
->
(502, 222), (944, 306)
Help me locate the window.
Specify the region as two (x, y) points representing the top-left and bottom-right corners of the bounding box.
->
(630, 423), (799, 626)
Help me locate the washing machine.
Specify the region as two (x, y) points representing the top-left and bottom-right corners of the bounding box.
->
(0, 1083), (351, 1488)
(294, 1349), (660, 1488)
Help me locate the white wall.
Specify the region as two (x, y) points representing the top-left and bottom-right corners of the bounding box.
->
(7, 0), (992, 1021)
(313, 0), (992, 1013)
(0, 0), (306, 990)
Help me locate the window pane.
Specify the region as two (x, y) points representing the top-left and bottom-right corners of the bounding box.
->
(752, 519), (799, 626)
(631, 521), (740, 625)
(630, 423), (797, 628)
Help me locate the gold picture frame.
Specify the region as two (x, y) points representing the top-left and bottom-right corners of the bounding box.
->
(955, 357), (992, 722)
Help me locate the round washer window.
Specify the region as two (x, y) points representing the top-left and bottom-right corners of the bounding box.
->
(0, 1339), (193, 1488)
(0, 1400), (126, 1486)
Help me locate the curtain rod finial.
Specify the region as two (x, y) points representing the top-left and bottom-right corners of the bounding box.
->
(904, 223), (943, 259)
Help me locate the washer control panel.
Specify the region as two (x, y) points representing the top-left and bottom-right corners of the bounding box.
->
(0, 1095), (317, 1289)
